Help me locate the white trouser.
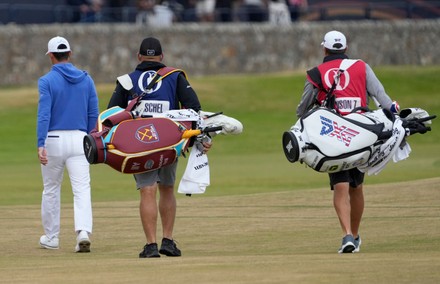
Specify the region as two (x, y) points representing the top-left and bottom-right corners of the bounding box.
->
(41, 130), (93, 239)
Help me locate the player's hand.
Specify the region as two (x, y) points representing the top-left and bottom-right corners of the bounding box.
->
(38, 147), (48, 165)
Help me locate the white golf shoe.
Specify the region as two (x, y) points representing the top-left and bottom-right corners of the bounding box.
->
(75, 230), (91, 253)
(40, 235), (59, 250)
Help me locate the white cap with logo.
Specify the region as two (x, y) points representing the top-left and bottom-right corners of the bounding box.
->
(321, 31), (347, 51)
(46, 36), (71, 55)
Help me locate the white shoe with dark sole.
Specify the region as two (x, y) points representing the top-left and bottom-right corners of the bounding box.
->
(75, 231), (91, 253)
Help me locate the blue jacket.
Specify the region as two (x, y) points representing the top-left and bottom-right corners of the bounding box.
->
(37, 62), (99, 147)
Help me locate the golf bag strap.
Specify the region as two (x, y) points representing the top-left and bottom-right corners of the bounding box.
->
(323, 59), (359, 110)
(323, 74), (340, 109)
(125, 67), (185, 112)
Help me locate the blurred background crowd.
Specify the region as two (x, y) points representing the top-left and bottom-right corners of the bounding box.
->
(0, 0), (439, 26)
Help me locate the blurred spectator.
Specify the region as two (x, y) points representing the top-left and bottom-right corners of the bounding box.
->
(237, 0), (269, 22)
(66, 0), (90, 22)
(176, 0), (198, 22)
(196, 0), (216, 22)
(136, 0), (175, 27)
(286, 0), (307, 21)
(165, 0), (186, 21)
(67, 0), (107, 22)
(136, 0), (154, 23)
(214, 0), (234, 22)
(80, 0), (106, 22)
(268, 0), (291, 25)
(107, 0), (131, 22)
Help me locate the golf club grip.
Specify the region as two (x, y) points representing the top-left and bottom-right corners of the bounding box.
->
(416, 115), (437, 123)
(205, 111), (223, 118)
(203, 126), (223, 133)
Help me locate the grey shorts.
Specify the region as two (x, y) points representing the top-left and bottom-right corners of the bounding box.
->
(133, 161), (178, 189)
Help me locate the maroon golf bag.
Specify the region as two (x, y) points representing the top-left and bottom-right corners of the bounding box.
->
(83, 67), (219, 174)
(84, 109), (201, 174)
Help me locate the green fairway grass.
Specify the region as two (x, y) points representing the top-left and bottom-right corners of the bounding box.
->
(0, 66), (439, 283)
(1, 179), (439, 283)
(0, 66), (438, 205)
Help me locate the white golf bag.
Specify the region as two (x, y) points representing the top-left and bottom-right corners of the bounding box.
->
(282, 107), (435, 175)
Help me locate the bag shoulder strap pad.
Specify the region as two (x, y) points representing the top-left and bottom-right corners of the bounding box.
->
(117, 67), (185, 91)
(125, 67), (186, 112)
(156, 67), (186, 83)
(117, 74), (134, 91)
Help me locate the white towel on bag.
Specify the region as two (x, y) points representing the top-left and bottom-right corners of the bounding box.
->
(178, 143), (210, 195)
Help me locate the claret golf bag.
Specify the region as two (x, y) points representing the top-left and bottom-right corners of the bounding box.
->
(83, 67), (243, 174)
(83, 107), (243, 174)
(282, 107), (436, 174)
(84, 107), (206, 174)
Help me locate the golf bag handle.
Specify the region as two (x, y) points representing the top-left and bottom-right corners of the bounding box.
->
(182, 126), (223, 139)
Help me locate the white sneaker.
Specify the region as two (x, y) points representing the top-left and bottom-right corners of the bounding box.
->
(40, 235), (59, 250)
(75, 230), (91, 253)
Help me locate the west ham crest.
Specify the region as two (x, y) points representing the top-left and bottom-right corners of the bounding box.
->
(136, 124), (159, 144)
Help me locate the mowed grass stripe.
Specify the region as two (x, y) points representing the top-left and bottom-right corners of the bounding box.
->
(1, 179), (439, 283)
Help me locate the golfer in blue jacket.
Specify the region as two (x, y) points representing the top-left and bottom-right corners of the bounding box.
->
(37, 36), (99, 253)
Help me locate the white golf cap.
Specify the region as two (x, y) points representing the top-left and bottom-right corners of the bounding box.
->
(46, 36), (71, 55)
(321, 30), (347, 51)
